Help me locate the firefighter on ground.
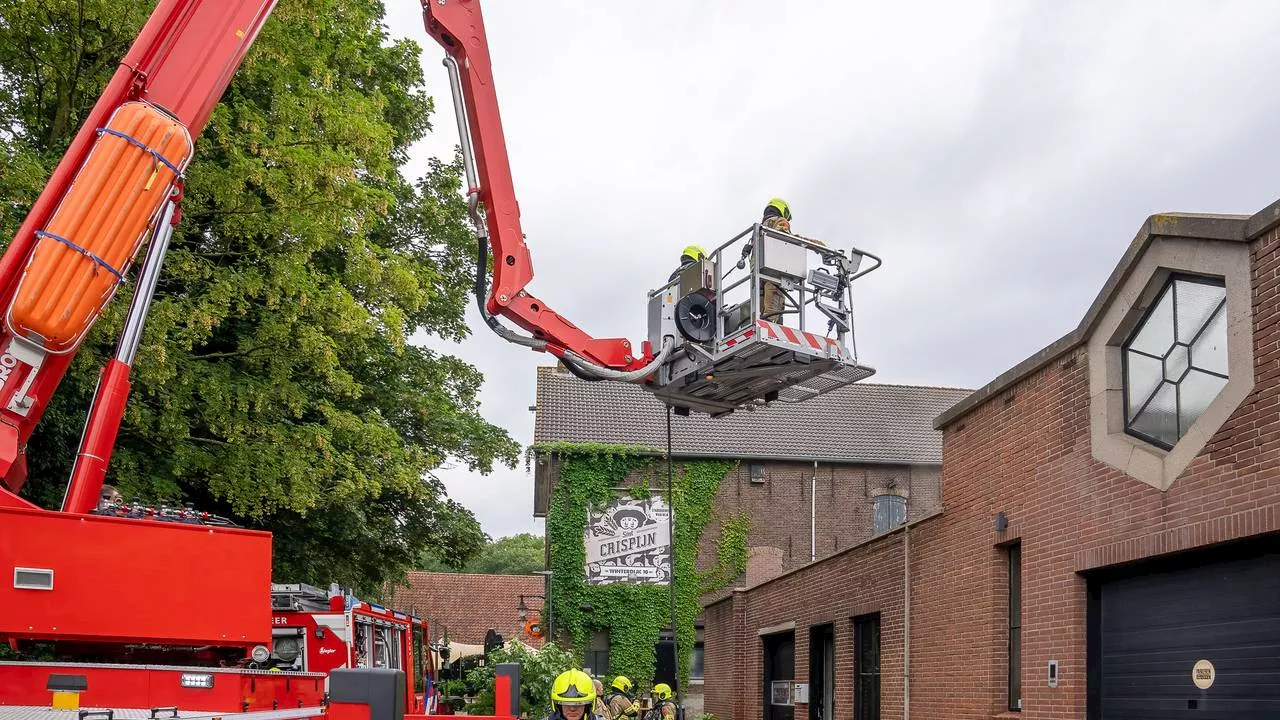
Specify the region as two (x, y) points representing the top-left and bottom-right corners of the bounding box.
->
(669, 245), (707, 282)
(603, 676), (640, 720)
(549, 669), (602, 720)
(646, 684), (678, 720)
(591, 677), (608, 719)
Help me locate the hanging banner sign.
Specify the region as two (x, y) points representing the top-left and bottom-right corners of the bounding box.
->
(584, 497), (672, 586)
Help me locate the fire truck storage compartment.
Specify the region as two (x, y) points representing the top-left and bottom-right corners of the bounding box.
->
(0, 663), (325, 711)
(0, 507), (271, 645)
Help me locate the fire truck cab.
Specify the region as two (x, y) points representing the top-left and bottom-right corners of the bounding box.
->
(269, 584), (436, 713)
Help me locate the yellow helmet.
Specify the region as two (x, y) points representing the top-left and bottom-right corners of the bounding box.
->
(551, 669), (596, 706)
(652, 683), (673, 701)
(681, 245), (707, 262)
(610, 675), (634, 694)
(765, 198), (792, 221)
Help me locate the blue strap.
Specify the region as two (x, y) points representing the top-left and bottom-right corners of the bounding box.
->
(95, 127), (184, 179)
(34, 231), (125, 283)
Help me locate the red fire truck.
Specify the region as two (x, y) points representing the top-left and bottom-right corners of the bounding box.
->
(268, 585), (437, 714)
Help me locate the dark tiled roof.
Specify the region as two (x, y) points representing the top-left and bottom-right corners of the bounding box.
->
(534, 367), (970, 465)
(388, 572), (545, 646)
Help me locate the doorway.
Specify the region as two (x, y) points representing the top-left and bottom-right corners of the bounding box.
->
(809, 624), (835, 720)
(763, 630), (795, 720)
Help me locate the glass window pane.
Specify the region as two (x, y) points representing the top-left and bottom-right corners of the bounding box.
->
(1179, 370), (1228, 434)
(1124, 276), (1229, 449)
(1128, 285), (1174, 356)
(1009, 629), (1022, 710)
(1131, 382), (1178, 446)
(1125, 352), (1163, 421)
(691, 643), (704, 680)
(872, 496), (906, 534)
(1164, 345), (1190, 382)
(1174, 280), (1225, 343)
(1191, 306), (1228, 376)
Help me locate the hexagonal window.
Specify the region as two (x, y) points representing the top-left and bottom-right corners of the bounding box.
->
(1122, 275), (1228, 449)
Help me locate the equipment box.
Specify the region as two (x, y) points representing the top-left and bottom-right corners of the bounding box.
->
(760, 235), (806, 280)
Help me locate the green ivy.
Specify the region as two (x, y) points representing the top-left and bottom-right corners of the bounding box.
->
(698, 512), (751, 594)
(541, 443), (737, 689)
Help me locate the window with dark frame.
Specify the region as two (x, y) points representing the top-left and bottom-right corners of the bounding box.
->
(1121, 275), (1228, 449)
(584, 629), (610, 677)
(691, 624), (705, 680)
(690, 642), (704, 680)
(1008, 543), (1022, 712)
(749, 463), (766, 483)
(854, 614), (880, 720)
(872, 495), (907, 534)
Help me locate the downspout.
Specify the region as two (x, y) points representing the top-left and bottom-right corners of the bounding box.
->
(903, 466), (913, 720)
(811, 460), (818, 562)
(903, 524), (911, 720)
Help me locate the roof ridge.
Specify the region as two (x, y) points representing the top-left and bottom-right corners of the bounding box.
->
(405, 571), (544, 579)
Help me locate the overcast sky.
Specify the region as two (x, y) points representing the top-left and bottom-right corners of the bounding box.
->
(382, 1), (1280, 539)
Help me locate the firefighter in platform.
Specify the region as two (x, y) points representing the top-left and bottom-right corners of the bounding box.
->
(603, 676), (640, 720)
(549, 669), (601, 720)
(754, 198), (825, 323)
(646, 684), (678, 720)
(758, 198), (792, 323)
(669, 245), (707, 283)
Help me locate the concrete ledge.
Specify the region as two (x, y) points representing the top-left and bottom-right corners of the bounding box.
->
(757, 621), (795, 636)
(1246, 196), (1280, 239)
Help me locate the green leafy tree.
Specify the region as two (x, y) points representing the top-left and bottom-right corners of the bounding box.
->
(0, 0), (517, 592)
(467, 533), (545, 575)
(465, 642), (578, 717)
(421, 532), (546, 575)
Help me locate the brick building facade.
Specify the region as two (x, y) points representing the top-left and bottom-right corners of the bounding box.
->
(388, 572), (546, 649)
(704, 207), (1280, 720)
(531, 367), (967, 710)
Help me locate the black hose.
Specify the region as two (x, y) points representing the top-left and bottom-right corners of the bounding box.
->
(474, 237), (546, 350)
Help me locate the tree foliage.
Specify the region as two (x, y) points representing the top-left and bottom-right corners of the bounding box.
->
(0, 0), (518, 593)
(465, 642), (579, 718)
(420, 532), (546, 575)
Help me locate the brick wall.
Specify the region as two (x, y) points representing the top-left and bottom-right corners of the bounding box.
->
(703, 529), (910, 720)
(698, 460), (934, 577)
(907, 228), (1280, 719)
(545, 458), (939, 582)
(704, 223), (1280, 720)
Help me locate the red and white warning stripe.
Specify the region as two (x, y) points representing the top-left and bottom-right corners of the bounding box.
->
(755, 320), (846, 359)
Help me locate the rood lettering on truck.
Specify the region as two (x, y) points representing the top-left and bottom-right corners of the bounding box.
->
(0, 352), (19, 384)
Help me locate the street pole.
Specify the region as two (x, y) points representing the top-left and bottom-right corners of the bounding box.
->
(666, 407), (681, 707)
(534, 569), (553, 643)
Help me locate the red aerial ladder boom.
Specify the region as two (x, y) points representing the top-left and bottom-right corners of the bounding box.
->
(0, 0), (656, 514)
(0, 0), (880, 513)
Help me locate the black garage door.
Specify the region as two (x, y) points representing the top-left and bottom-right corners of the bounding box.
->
(1089, 544), (1280, 719)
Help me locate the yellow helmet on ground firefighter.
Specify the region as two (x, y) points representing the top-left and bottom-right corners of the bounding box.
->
(610, 675), (634, 694)
(550, 669), (596, 719)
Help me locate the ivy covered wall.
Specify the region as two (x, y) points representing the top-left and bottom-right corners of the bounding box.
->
(539, 442), (745, 688)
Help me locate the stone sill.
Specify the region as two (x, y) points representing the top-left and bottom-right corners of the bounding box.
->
(993, 712), (1021, 720)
